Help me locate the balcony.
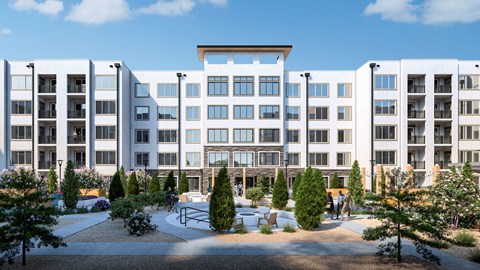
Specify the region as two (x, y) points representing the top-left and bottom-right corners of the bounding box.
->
(68, 135), (86, 144)
(408, 110), (425, 119)
(434, 110), (452, 119)
(408, 135), (425, 144)
(68, 109), (86, 119)
(38, 135), (56, 144)
(38, 160), (55, 170)
(410, 161), (425, 170)
(38, 110), (56, 119)
(434, 160), (448, 169)
(39, 85), (56, 94)
(434, 85), (452, 93)
(68, 85), (86, 93)
(434, 136), (452, 144)
(408, 85), (425, 93)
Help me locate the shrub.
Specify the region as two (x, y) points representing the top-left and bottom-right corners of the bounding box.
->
(127, 171), (139, 196)
(47, 165), (58, 194)
(179, 172), (189, 194)
(235, 203), (243, 208)
(365, 192), (377, 201)
(109, 197), (143, 227)
(467, 248), (480, 263)
(272, 170), (288, 210)
(94, 199), (111, 211)
(246, 187), (264, 207)
(61, 208), (75, 215)
(235, 224), (248, 234)
(163, 171), (176, 192)
(76, 207), (89, 214)
(90, 206), (101, 213)
(149, 192), (166, 209)
(454, 231), (477, 247)
(148, 172), (160, 194)
(131, 193), (152, 207)
(294, 167), (326, 230)
(257, 174), (271, 195)
(62, 160), (80, 209)
(209, 167), (236, 232)
(330, 172), (342, 188)
(283, 223), (296, 233)
(260, 225), (273, 235)
(127, 210), (158, 236)
(292, 172), (302, 200)
(119, 166), (128, 194)
(348, 160), (365, 207)
(427, 239), (449, 249)
(249, 204), (257, 208)
(284, 206), (294, 212)
(76, 168), (107, 197)
(109, 172), (125, 202)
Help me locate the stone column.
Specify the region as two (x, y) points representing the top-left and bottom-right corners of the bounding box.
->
(211, 168), (215, 189)
(361, 167), (366, 190)
(242, 167), (246, 198)
(406, 164), (414, 188)
(385, 167), (391, 192)
(376, 165), (382, 194)
(274, 167), (278, 182)
(432, 164), (441, 186)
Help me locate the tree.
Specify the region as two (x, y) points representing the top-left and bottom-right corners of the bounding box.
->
(330, 172), (342, 188)
(46, 165), (58, 194)
(148, 172), (160, 194)
(179, 172), (189, 194)
(381, 166), (386, 197)
(294, 167), (326, 230)
(348, 160), (365, 206)
(163, 171), (176, 191)
(127, 171), (140, 196)
(209, 167), (235, 232)
(292, 171), (302, 200)
(61, 160), (79, 209)
(137, 170), (150, 193)
(109, 171), (125, 202)
(257, 174), (271, 195)
(119, 166), (128, 194)
(363, 168), (449, 265)
(246, 187), (264, 207)
(0, 168), (66, 266)
(76, 168), (106, 197)
(272, 169), (288, 209)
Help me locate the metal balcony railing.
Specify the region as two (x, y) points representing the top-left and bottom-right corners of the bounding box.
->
(408, 110), (425, 119)
(434, 85), (452, 93)
(39, 85), (56, 93)
(38, 160), (55, 169)
(38, 135), (56, 144)
(38, 110), (56, 119)
(411, 161), (425, 169)
(434, 135), (452, 144)
(68, 135), (86, 144)
(68, 109), (86, 118)
(68, 85), (86, 93)
(434, 160), (447, 169)
(408, 135), (425, 144)
(434, 110), (452, 119)
(408, 85), (425, 93)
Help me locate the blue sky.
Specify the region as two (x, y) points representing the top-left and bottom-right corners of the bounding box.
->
(1, 0), (480, 71)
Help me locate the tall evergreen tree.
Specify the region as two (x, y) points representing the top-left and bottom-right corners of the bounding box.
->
(127, 171), (139, 196)
(272, 169), (289, 209)
(462, 160), (474, 182)
(119, 166), (128, 194)
(292, 171), (302, 200)
(108, 171), (125, 202)
(46, 165), (58, 194)
(209, 167), (235, 232)
(294, 167), (326, 230)
(148, 172), (160, 194)
(179, 172), (189, 194)
(257, 174), (271, 195)
(163, 171), (176, 191)
(61, 160), (79, 209)
(330, 172), (342, 188)
(381, 166), (386, 197)
(348, 160), (365, 206)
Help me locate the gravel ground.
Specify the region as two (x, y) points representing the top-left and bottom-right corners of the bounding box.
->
(54, 218), (87, 229)
(352, 218), (382, 228)
(10, 255), (441, 270)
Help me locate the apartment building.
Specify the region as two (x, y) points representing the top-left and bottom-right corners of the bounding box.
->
(1, 45), (479, 193)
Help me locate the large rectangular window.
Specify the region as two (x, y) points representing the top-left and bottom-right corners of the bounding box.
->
(234, 76), (254, 95)
(157, 83), (177, 97)
(286, 83), (300, 97)
(259, 152), (280, 166)
(337, 83), (352, 97)
(308, 107), (328, 120)
(337, 152), (351, 166)
(208, 129), (228, 143)
(460, 100), (480, 115)
(234, 152), (254, 167)
(287, 129), (300, 143)
(233, 105), (254, 119)
(96, 126), (116, 140)
(95, 101), (116, 115)
(459, 125), (480, 140)
(375, 151), (396, 165)
(286, 106), (300, 120)
(11, 101), (32, 115)
(459, 150), (480, 163)
(186, 83), (200, 97)
(11, 75), (32, 90)
(11, 126), (32, 140)
(375, 126), (396, 140)
(186, 129), (200, 144)
(259, 129), (280, 142)
(208, 76), (228, 96)
(233, 129), (254, 143)
(208, 152), (228, 167)
(95, 75), (116, 90)
(186, 106), (200, 121)
(135, 106), (149, 121)
(287, 153), (300, 166)
(459, 75), (480, 90)
(135, 129), (149, 143)
(186, 152), (201, 167)
(309, 129), (329, 143)
(259, 76), (279, 95)
(95, 151), (116, 165)
(375, 100), (396, 115)
(309, 153), (328, 166)
(375, 75), (396, 90)
(208, 105), (228, 119)
(337, 129), (352, 144)
(135, 153), (149, 166)
(157, 106), (177, 120)
(337, 106), (352, 120)
(259, 105), (280, 119)
(10, 151), (32, 165)
(158, 130), (177, 143)
(158, 153), (177, 166)
(309, 83), (329, 97)
(135, 83), (149, 97)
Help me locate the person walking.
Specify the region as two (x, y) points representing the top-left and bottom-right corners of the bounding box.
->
(341, 191), (351, 221)
(172, 187), (180, 213)
(326, 192), (334, 220)
(165, 187), (174, 213)
(336, 190), (345, 219)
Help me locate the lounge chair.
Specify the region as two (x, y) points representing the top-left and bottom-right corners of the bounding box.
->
(257, 212), (278, 228)
(258, 206), (270, 218)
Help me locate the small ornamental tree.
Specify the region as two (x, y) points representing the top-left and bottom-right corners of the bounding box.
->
(257, 174), (271, 195)
(179, 172), (189, 194)
(294, 167), (326, 230)
(292, 171), (302, 200)
(381, 166), (386, 197)
(148, 172), (160, 194)
(272, 169), (288, 209)
(348, 160), (365, 206)
(127, 171), (140, 196)
(209, 167), (235, 232)
(137, 170), (150, 193)
(119, 166), (128, 193)
(61, 161), (80, 209)
(46, 165), (58, 194)
(108, 171), (125, 202)
(246, 187), (264, 207)
(330, 172), (342, 188)
(163, 171), (176, 191)
(0, 168), (66, 266)
(76, 168), (106, 197)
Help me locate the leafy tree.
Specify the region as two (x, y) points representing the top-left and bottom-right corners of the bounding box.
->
(127, 171), (140, 196)
(272, 169), (288, 209)
(381, 166), (386, 197)
(119, 166), (128, 193)
(0, 168), (66, 266)
(163, 171), (176, 191)
(148, 172), (160, 194)
(61, 160), (79, 209)
(46, 165), (58, 194)
(179, 172), (189, 194)
(257, 174), (271, 195)
(76, 168), (106, 197)
(292, 171), (302, 200)
(347, 160), (365, 206)
(330, 172), (342, 188)
(363, 168), (449, 265)
(209, 167), (235, 232)
(294, 167), (326, 230)
(246, 187), (264, 207)
(108, 171), (125, 202)
(137, 170), (150, 193)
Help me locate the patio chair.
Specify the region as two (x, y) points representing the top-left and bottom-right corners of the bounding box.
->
(257, 206), (270, 218)
(257, 212), (278, 228)
(202, 193), (211, 202)
(179, 194), (188, 203)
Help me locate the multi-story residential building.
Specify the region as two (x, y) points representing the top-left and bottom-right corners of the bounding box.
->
(1, 45), (479, 193)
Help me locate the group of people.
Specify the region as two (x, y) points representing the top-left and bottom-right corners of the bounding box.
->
(165, 187), (180, 214)
(233, 183), (243, 197)
(326, 190), (351, 221)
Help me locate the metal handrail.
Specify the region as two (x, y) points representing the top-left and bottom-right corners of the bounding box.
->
(179, 206), (210, 228)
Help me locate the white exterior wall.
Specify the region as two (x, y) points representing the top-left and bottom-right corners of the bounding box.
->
(0, 60), (5, 168)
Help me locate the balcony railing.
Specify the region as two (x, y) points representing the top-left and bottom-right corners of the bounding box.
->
(434, 135), (452, 144)
(434, 110), (452, 119)
(434, 85), (452, 93)
(39, 85), (56, 93)
(408, 110), (425, 119)
(38, 110), (56, 119)
(68, 109), (86, 119)
(38, 160), (55, 169)
(68, 135), (86, 144)
(410, 161), (425, 169)
(434, 160), (447, 169)
(408, 85), (425, 93)
(74, 161), (86, 168)
(68, 85), (86, 93)
(408, 135), (425, 144)
(38, 135), (56, 144)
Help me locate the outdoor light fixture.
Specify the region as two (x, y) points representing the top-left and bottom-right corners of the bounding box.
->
(300, 72), (311, 165)
(57, 159), (63, 187)
(177, 73), (186, 186)
(144, 162), (148, 193)
(284, 156), (289, 183)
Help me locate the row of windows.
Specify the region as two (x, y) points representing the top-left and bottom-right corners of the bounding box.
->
(9, 150), (117, 165)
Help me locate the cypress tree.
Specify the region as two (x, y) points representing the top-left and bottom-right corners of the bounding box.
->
(294, 167), (326, 230)
(381, 166), (386, 197)
(179, 172), (189, 194)
(330, 172), (342, 188)
(292, 171), (302, 200)
(108, 171), (125, 202)
(127, 171), (139, 196)
(209, 167), (235, 232)
(61, 160), (79, 209)
(272, 169), (289, 209)
(119, 166), (128, 194)
(348, 160), (365, 206)
(462, 160), (474, 182)
(46, 165), (58, 194)
(163, 171), (176, 191)
(148, 172), (160, 194)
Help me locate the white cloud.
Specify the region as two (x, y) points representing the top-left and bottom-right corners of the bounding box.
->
(364, 0), (419, 23)
(136, 0), (196, 16)
(11, 0), (63, 16)
(200, 0), (228, 6)
(0, 28), (12, 35)
(423, 0), (480, 25)
(65, 0), (131, 25)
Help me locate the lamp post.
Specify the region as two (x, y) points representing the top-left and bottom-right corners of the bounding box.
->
(57, 159), (63, 188)
(300, 72), (311, 166)
(144, 162), (148, 193)
(176, 72), (186, 187)
(27, 63), (35, 169)
(110, 63), (121, 170)
(284, 156), (289, 184)
(369, 63), (378, 191)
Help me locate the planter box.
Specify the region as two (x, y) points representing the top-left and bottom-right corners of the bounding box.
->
(76, 196), (106, 209)
(79, 189), (106, 197)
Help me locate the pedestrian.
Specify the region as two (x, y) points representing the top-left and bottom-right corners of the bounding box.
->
(336, 190), (345, 219)
(233, 184), (238, 196)
(165, 187), (174, 213)
(238, 183), (243, 197)
(326, 191), (334, 220)
(341, 191), (351, 221)
(172, 187), (180, 213)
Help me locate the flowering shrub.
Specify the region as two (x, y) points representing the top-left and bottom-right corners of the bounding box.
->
(127, 210), (157, 236)
(75, 168), (108, 197)
(94, 199), (111, 211)
(109, 197), (143, 227)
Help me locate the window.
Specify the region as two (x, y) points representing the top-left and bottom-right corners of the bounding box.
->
(186, 129), (200, 144)
(233, 105), (254, 119)
(459, 126), (480, 140)
(11, 75), (32, 90)
(287, 130), (300, 143)
(287, 153), (300, 166)
(259, 129), (280, 142)
(308, 107), (328, 120)
(233, 129), (254, 143)
(135, 106), (149, 121)
(337, 83), (352, 97)
(459, 150), (480, 163)
(309, 153), (328, 166)
(11, 126), (31, 140)
(188, 177), (200, 192)
(95, 76), (116, 90)
(309, 83), (329, 97)
(158, 153), (177, 166)
(459, 75), (480, 90)
(259, 76), (279, 95)
(259, 152), (279, 166)
(135, 83), (149, 97)
(186, 106), (200, 121)
(186, 83), (200, 97)
(158, 130), (177, 143)
(460, 100), (480, 115)
(337, 152), (351, 166)
(234, 76), (254, 95)
(10, 151), (31, 165)
(208, 105), (228, 119)
(186, 152), (201, 167)
(96, 126), (116, 140)
(375, 100), (396, 115)
(309, 130), (329, 143)
(208, 129), (228, 143)
(95, 101), (116, 115)
(208, 76), (228, 95)
(157, 106), (177, 120)
(375, 151), (396, 165)
(11, 101), (32, 114)
(286, 83), (300, 97)
(135, 129), (149, 143)
(337, 106), (352, 120)
(95, 151), (116, 165)
(337, 129), (352, 144)
(375, 75), (396, 90)
(157, 83), (177, 97)
(286, 106), (300, 120)
(208, 152), (228, 167)
(234, 152), (254, 167)
(259, 105), (280, 119)
(135, 153), (149, 166)
(375, 126), (396, 140)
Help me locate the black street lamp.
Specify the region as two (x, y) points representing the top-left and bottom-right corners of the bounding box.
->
(144, 162), (148, 193)
(176, 72), (186, 187)
(369, 63), (379, 191)
(300, 72), (311, 165)
(284, 156), (289, 184)
(27, 63), (35, 169)
(57, 159), (63, 188)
